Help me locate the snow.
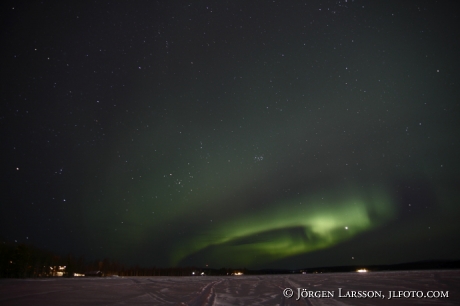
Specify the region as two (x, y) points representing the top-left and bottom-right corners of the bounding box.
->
(0, 270), (459, 305)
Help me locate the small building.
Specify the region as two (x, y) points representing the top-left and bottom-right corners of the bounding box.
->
(49, 266), (66, 277)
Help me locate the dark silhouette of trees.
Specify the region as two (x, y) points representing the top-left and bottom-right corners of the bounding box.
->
(0, 239), (234, 278)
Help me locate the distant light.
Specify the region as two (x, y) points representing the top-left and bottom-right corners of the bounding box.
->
(192, 272), (195, 275)
(357, 269), (368, 273)
(345, 226), (348, 230)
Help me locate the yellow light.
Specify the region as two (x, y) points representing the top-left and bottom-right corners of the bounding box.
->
(356, 269), (368, 273)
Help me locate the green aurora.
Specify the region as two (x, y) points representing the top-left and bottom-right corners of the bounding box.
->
(172, 185), (396, 267)
(4, 1), (460, 270)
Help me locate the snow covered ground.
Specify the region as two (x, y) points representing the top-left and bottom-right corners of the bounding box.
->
(0, 270), (459, 305)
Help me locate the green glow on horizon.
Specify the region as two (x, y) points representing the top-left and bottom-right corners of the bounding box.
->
(172, 185), (396, 267)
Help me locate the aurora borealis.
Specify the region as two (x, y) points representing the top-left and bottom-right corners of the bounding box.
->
(172, 185), (396, 267)
(2, 1), (460, 269)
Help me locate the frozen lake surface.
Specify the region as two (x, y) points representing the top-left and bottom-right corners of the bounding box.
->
(1, 270), (459, 305)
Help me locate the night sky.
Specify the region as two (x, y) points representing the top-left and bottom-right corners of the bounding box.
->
(2, 0), (460, 269)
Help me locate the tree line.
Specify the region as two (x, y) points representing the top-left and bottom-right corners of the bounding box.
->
(0, 240), (246, 278)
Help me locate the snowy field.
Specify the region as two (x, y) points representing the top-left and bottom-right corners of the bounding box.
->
(1, 270), (459, 305)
